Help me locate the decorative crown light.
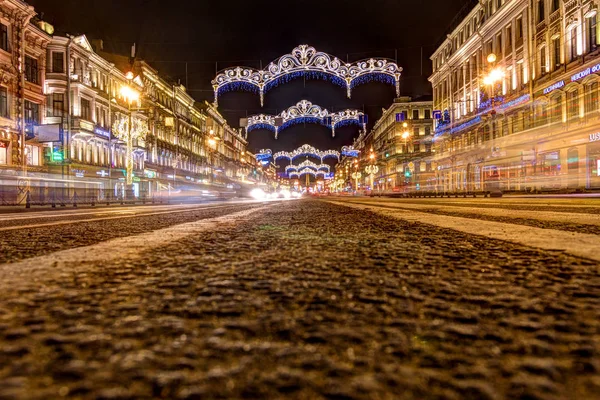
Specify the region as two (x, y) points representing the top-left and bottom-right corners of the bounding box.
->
(272, 144), (340, 162)
(285, 160), (331, 174)
(289, 170), (328, 178)
(212, 45), (402, 107)
(246, 100), (365, 138)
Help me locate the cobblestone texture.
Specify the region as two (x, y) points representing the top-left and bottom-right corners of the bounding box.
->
(0, 200), (599, 399)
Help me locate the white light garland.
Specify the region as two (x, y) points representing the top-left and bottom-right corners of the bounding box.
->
(273, 144), (340, 162)
(246, 100), (365, 138)
(212, 45), (402, 106)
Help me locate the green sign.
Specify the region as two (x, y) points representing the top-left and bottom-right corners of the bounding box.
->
(51, 151), (63, 162)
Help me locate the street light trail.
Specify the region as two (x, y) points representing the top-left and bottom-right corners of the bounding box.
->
(0, 200), (268, 227)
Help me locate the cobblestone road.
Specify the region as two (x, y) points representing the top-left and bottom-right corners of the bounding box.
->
(1, 199), (599, 399)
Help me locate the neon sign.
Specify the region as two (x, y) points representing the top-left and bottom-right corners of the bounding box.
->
(590, 132), (600, 142)
(571, 63), (600, 82)
(543, 80), (565, 95)
(94, 127), (111, 139)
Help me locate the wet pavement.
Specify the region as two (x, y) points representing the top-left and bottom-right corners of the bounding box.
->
(0, 199), (599, 399)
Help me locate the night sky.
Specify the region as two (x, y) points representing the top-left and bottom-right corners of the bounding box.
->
(29, 0), (469, 154)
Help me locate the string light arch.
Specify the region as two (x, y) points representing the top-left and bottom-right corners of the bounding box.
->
(272, 144), (340, 162)
(245, 100), (366, 138)
(212, 45), (402, 107)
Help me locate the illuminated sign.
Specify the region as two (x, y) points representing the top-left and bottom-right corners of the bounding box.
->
(144, 169), (157, 179)
(498, 94), (531, 110)
(94, 127), (111, 139)
(571, 63), (600, 82)
(590, 132), (600, 142)
(0, 141), (7, 148)
(51, 151), (63, 161)
(72, 169), (86, 178)
(432, 110), (442, 120)
(96, 170), (109, 177)
(543, 80), (565, 95)
(256, 153), (272, 162)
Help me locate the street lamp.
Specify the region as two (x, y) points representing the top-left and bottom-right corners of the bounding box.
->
(116, 79), (143, 190)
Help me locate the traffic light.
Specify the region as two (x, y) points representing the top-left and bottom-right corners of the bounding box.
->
(404, 169), (411, 178)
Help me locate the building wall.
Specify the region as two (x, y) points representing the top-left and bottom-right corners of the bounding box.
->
(430, 0), (600, 192)
(0, 0), (50, 173)
(352, 97), (435, 191)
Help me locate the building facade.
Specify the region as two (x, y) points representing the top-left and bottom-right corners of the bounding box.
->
(350, 97), (435, 191)
(0, 0), (51, 175)
(430, 0), (600, 193)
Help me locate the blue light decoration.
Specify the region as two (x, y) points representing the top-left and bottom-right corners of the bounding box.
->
(245, 100), (365, 138)
(212, 45), (402, 106)
(218, 81), (260, 96)
(246, 123), (276, 133)
(255, 149), (272, 163)
(341, 145), (360, 158)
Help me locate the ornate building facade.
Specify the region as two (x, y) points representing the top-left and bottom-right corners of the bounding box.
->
(430, 0), (600, 193)
(0, 0), (51, 174)
(351, 97), (435, 191)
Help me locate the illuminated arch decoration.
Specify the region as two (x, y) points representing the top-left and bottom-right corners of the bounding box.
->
(289, 170), (327, 178)
(273, 144), (340, 162)
(285, 160), (331, 174)
(246, 100), (365, 138)
(341, 145), (360, 158)
(212, 45), (402, 107)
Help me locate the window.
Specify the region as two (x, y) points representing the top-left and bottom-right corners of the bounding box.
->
(516, 17), (523, 41)
(412, 110), (419, 119)
(25, 56), (39, 84)
(81, 98), (91, 121)
(0, 23), (7, 52)
(425, 126), (431, 136)
(567, 90), (579, 119)
(401, 110), (408, 121)
(424, 109), (431, 119)
(551, 95), (562, 122)
(585, 81), (598, 113)
(26, 145), (39, 166)
(588, 15), (598, 51)
(551, 0), (560, 12)
(506, 26), (512, 52)
(570, 28), (578, 61)
(540, 46), (547, 74)
(46, 93), (64, 117)
(553, 38), (561, 68)
(413, 127), (420, 136)
(0, 87), (7, 118)
(24, 100), (39, 124)
(496, 34), (503, 57)
(537, 0), (545, 24)
(0, 142), (6, 165)
(52, 52), (64, 73)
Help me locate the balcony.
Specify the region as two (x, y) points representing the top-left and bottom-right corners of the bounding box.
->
(549, 9), (561, 25)
(565, 0), (578, 15)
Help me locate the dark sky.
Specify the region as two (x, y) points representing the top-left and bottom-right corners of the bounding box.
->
(30, 0), (469, 154)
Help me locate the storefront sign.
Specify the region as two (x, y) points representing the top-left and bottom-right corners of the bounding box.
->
(72, 169), (86, 178)
(94, 126), (111, 139)
(144, 169), (157, 179)
(571, 62), (600, 82)
(0, 141), (7, 148)
(96, 170), (109, 177)
(543, 80), (565, 95)
(589, 132), (600, 142)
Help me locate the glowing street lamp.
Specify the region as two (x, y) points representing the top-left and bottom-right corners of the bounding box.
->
(113, 77), (147, 188)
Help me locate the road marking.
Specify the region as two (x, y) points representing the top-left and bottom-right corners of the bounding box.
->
(0, 206), (269, 283)
(327, 200), (600, 262)
(342, 199), (600, 226)
(0, 202), (263, 232)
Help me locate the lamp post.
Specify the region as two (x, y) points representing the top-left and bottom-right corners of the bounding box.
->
(482, 53), (505, 197)
(113, 73), (148, 198)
